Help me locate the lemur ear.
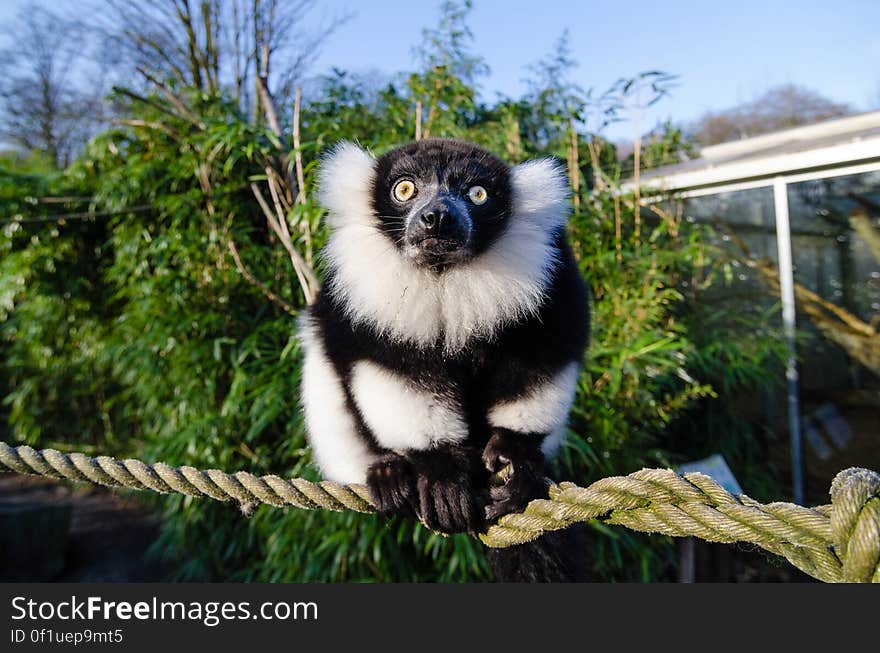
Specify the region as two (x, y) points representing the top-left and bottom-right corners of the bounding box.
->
(510, 158), (571, 231)
(317, 141), (376, 228)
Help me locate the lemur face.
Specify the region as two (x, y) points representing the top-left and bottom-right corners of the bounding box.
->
(371, 140), (512, 269)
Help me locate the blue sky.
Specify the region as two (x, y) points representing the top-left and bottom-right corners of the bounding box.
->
(3, 0), (878, 140)
(307, 0), (880, 138)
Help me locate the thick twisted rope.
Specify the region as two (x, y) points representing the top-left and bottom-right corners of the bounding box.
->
(1, 441), (877, 583)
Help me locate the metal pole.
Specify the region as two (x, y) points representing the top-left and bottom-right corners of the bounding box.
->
(772, 176), (804, 505)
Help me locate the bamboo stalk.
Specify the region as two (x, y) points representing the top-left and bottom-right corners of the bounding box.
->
(250, 182), (318, 304)
(568, 120), (580, 212)
(293, 87), (307, 204)
(292, 86), (313, 265)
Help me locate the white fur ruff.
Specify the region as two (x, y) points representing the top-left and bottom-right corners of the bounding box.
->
(317, 142), (570, 353)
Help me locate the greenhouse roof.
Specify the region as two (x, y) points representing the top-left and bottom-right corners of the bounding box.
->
(637, 110), (880, 192)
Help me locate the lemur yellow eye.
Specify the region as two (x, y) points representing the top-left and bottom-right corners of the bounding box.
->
(468, 185), (488, 205)
(392, 179), (416, 202)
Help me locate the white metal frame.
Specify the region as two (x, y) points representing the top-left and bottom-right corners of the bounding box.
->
(772, 177), (803, 505)
(674, 160), (880, 199)
(637, 133), (880, 193)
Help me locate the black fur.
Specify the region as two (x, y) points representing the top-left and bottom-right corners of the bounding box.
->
(486, 525), (588, 582)
(308, 139), (590, 581)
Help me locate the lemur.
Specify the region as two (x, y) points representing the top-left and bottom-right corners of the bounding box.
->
(299, 138), (590, 581)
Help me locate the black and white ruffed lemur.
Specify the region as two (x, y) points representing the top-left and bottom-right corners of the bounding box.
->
(299, 138), (590, 581)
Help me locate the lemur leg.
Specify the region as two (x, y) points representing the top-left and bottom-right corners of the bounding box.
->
(483, 430), (588, 582)
(300, 317), (379, 485)
(482, 362), (587, 582)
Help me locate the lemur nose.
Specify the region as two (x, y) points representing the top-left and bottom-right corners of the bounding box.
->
(420, 209), (446, 233)
(422, 209), (449, 233)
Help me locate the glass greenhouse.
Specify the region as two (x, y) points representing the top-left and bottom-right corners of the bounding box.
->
(639, 111), (880, 504)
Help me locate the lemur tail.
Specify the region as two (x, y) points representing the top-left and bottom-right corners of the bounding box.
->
(485, 525), (588, 582)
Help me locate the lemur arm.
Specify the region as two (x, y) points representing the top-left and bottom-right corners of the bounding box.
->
(350, 357), (487, 534)
(482, 360), (581, 519)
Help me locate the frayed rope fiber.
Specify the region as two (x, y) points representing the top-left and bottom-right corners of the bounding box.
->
(1, 441), (878, 583)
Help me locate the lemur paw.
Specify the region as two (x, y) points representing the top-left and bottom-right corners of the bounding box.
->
(408, 447), (485, 535)
(482, 430), (547, 522)
(367, 453), (416, 517)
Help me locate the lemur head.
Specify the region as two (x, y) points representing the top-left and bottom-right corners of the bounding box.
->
(317, 138), (570, 350)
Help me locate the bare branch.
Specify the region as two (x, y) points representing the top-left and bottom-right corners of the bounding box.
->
(254, 70), (295, 202)
(227, 239), (297, 315)
(613, 193), (622, 263)
(135, 66), (205, 128)
(112, 85), (194, 126)
(201, 0), (220, 90)
(172, 0), (206, 90)
(265, 167), (293, 243)
(292, 86), (312, 264)
(113, 118), (180, 140)
(265, 171), (316, 296)
(567, 119), (580, 212)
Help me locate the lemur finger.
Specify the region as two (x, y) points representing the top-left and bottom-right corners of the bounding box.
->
(458, 488), (483, 533)
(440, 482), (472, 533)
(485, 494), (521, 521)
(433, 486), (458, 533)
(430, 481), (481, 534)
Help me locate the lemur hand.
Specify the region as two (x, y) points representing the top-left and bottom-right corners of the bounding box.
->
(482, 429), (547, 522)
(367, 445), (485, 535)
(367, 452), (418, 517)
(408, 445), (485, 534)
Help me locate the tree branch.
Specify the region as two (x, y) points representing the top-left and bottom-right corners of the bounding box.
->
(254, 71), (295, 201)
(112, 86), (192, 126)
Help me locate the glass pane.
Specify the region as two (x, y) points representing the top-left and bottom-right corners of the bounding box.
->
(682, 186), (792, 497)
(788, 171), (880, 503)
(685, 186), (778, 262)
(684, 186), (782, 323)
